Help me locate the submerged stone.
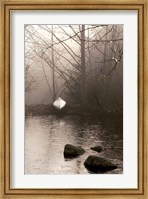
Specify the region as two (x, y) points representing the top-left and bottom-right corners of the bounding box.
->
(84, 155), (117, 173)
(64, 144), (85, 158)
(90, 145), (103, 153)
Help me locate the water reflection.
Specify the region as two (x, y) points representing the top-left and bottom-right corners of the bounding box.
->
(25, 115), (123, 174)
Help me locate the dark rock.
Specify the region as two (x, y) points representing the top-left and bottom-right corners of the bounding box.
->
(84, 155), (117, 173)
(90, 146), (103, 153)
(64, 144), (85, 158)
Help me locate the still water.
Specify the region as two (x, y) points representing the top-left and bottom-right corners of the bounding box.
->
(25, 115), (123, 174)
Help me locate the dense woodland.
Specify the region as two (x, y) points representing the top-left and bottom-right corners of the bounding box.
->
(25, 25), (123, 115)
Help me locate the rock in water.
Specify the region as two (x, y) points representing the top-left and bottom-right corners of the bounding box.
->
(53, 97), (66, 110)
(64, 144), (85, 158)
(90, 146), (103, 153)
(84, 155), (117, 173)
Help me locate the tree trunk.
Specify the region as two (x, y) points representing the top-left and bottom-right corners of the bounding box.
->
(80, 25), (86, 105)
(51, 25), (56, 101)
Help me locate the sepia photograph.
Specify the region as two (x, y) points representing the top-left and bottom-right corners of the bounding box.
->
(25, 24), (123, 175)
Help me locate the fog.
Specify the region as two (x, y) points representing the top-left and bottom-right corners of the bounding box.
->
(25, 24), (123, 112)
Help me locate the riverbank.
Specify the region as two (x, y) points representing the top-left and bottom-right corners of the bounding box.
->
(25, 104), (123, 121)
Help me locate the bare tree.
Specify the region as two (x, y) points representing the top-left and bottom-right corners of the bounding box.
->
(25, 24), (123, 111)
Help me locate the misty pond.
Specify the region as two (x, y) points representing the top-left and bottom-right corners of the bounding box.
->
(25, 114), (123, 174)
(25, 24), (123, 174)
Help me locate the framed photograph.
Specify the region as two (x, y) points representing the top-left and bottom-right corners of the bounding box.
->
(0, 0), (147, 198)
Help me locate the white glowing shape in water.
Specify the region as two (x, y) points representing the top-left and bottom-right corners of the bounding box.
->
(53, 97), (66, 110)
